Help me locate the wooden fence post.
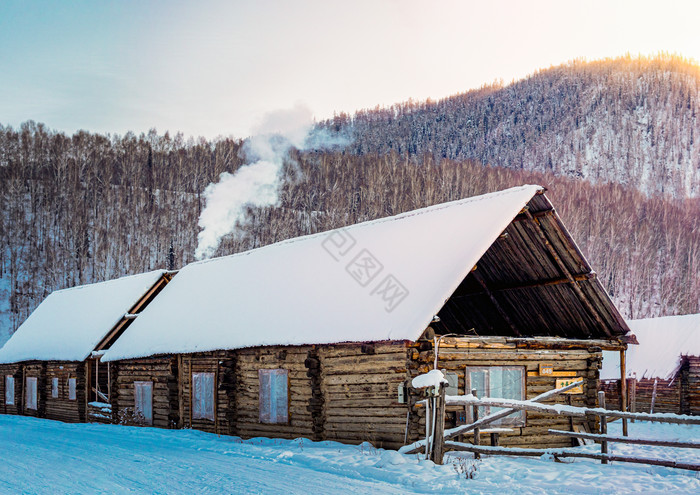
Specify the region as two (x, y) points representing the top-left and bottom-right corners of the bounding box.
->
(598, 390), (608, 464)
(430, 384), (446, 465)
(629, 379), (636, 422)
(471, 388), (480, 459)
(620, 349), (628, 437)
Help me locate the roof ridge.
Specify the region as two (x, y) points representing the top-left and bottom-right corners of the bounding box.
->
(191, 184), (543, 268)
(50, 269), (167, 295)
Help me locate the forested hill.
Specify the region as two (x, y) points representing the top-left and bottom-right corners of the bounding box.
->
(1, 55), (700, 340)
(324, 55), (700, 198)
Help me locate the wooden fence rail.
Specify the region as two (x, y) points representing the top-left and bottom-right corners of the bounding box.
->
(402, 380), (700, 472)
(548, 429), (700, 449)
(449, 396), (700, 425)
(443, 442), (700, 472)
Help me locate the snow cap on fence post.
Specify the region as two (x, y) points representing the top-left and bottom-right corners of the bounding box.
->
(412, 369), (449, 393)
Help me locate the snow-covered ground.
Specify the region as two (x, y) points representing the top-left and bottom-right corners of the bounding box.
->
(0, 415), (698, 494)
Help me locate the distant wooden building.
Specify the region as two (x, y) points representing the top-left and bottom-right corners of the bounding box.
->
(103, 185), (632, 449)
(0, 270), (173, 423)
(601, 313), (700, 415)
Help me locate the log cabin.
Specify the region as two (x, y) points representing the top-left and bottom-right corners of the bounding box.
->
(601, 313), (700, 415)
(0, 270), (173, 423)
(101, 184), (633, 449)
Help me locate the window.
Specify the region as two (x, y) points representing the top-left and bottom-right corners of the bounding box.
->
(258, 369), (288, 424)
(25, 377), (38, 410)
(192, 372), (215, 421)
(5, 376), (14, 405)
(134, 381), (153, 425)
(52, 377), (59, 399)
(68, 378), (77, 401)
(465, 366), (526, 426)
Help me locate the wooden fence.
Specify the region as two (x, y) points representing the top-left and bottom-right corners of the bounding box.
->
(400, 382), (700, 471)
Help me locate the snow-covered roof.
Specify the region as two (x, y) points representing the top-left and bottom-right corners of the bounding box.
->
(103, 185), (548, 361)
(0, 270), (168, 364)
(601, 313), (700, 380)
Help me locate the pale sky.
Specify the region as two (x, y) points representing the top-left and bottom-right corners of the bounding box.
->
(2, 0), (700, 139)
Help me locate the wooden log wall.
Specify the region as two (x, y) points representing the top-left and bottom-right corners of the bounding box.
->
(408, 338), (603, 449)
(45, 362), (86, 423)
(601, 378), (681, 414)
(317, 342), (409, 450)
(682, 357), (700, 415)
(179, 351), (236, 435)
(112, 356), (179, 428)
(234, 346), (315, 440)
(0, 364), (22, 416)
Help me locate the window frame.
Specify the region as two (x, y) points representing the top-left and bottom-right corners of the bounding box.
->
(51, 377), (59, 399)
(465, 366), (526, 427)
(68, 377), (77, 401)
(134, 381), (154, 425)
(5, 375), (15, 405)
(25, 376), (38, 410)
(258, 368), (289, 424)
(192, 372), (215, 421)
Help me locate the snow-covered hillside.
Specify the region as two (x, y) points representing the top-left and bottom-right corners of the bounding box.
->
(0, 415), (698, 494)
(333, 55), (700, 198)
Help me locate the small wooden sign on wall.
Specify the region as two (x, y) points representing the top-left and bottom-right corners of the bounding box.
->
(539, 363), (554, 375)
(556, 377), (584, 394)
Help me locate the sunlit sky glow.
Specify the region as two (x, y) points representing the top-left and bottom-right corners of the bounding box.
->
(2, 0), (700, 139)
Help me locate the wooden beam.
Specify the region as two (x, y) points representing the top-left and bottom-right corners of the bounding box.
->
(470, 269), (522, 337)
(443, 443), (700, 471)
(94, 274), (171, 351)
(435, 336), (626, 351)
(523, 209), (613, 338)
(548, 429), (700, 449)
(512, 209), (555, 222)
(452, 273), (596, 298)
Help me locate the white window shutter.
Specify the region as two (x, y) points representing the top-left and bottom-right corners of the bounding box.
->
(134, 381), (153, 425)
(5, 376), (14, 405)
(52, 378), (59, 398)
(192, 372), (215, 421)
(259, 369), (288, 424)
(258, 370), (271, 423)
(68, 378), (77, 400)
(272, 370), (288, 423)
(193, 373), (202, 418)
(25, 377), (37, 410)
(204, 373), (214, 421)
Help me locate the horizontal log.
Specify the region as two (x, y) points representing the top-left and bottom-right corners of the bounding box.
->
(548, 429), (700, 448)
(444, 443), (700, 471)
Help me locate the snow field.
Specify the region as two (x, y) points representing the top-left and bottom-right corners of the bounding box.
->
(1, 415), (699, 494)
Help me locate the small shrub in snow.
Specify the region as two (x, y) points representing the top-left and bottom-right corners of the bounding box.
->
(452, 457), (480, 480)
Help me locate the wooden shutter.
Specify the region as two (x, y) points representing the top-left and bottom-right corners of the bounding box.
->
(259, 370), (271, 423)
(259, 369), (288, 424)
(68, 378), (77, 400)
(192, 372), (215, 421)
(25, 377), (37, 410)
(134, 381), (153, 425)
(5, 376), (14, 405)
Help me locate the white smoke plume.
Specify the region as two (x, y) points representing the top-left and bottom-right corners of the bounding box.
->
(194, 103), (348, 260)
